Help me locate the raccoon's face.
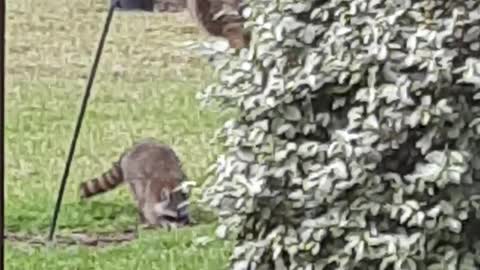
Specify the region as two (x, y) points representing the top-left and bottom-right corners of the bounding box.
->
(151, 188), (190, 228)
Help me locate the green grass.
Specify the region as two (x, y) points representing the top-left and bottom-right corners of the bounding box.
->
(6, 225), (233, 270)
(5, 0), (232, 269)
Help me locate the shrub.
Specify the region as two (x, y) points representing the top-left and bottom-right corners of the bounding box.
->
(197, 0), (480, 269)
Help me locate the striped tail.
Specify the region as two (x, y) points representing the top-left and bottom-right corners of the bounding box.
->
(79, 162), (124, 199)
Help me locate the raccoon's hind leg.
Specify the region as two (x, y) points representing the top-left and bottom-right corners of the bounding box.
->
(137, 211), (157, 230)
(134, 210), (147, 236)
(138, 210), (147, 224)
(132, 188), (154, 230)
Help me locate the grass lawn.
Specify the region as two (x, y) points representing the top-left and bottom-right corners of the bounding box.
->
(5, 0), (232, 269)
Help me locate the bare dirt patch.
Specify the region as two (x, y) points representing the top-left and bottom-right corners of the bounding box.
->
(4, 222), (196, 248)
(4, 229), (138, 248)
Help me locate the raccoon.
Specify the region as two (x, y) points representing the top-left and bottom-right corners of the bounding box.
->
(186, 0), (250, 49)
(79, 138), (190, 228)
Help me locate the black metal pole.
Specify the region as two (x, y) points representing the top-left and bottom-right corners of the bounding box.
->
(47, 0), (119, 242)
(1, 0), (5, 262)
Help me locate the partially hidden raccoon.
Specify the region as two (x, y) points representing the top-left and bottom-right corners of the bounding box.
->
(79, 138), (190, 228)
(186, 0), (250, 49)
